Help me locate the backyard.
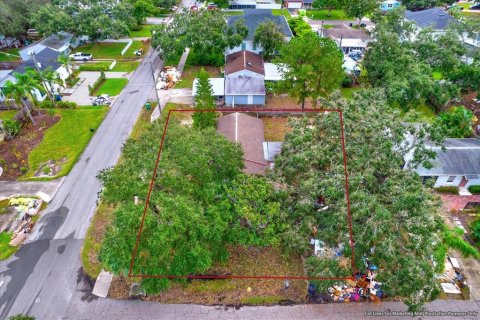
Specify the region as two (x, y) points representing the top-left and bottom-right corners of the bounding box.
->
(129, 24), (155, 37)
(306, 9), (351, 20)
(176, 65), (221, 89)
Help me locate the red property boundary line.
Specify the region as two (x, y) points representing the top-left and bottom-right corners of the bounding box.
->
(128, 108), (357, 281)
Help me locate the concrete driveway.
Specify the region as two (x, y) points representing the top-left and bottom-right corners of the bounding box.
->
(63, 71), (132, 106)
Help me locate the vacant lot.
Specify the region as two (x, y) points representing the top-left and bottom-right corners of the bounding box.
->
(22, 106), (109, 180)
(263, 117), (290, 141)
(130, 25), (155, 37)
(96, 78), (129, 96)
(306, 9), (351, 20)
(176, 65), (221, 89)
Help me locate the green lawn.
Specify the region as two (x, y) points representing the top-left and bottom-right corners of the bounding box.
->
(79, 62), (112, 71)
(124, 41), (148, 57)
(96, 78), (128, 96)
(22, 106), (109, 180)
(306, 9), (351, 20)
(175, 65), (221, 89)
(0, 47), (21, 62)
(0, 110), (19, 121)
(0, 232), (18, 260)
(272, 9), (291, 18)
(75, 42), (126, 59)
(400, 102), (437, 123)
(111, 61), (140, 72)
(460, 11), (480, 20)
(129, 25), (155, 37)
(456, 2), (472, 9)
(225, 10), (244, 16)
(340, 87), (360, 99)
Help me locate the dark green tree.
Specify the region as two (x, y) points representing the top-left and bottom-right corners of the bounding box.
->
(276, 33), (343, 111)
(433, 106), (475, 138)
(131, 0), (158, 25)
(253, 20), (285, 60)
(192, 68), (217, 129)
(312, 0), (342, 17)
(344, 0), (377, 25)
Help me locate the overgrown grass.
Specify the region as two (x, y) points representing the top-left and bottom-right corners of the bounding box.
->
(0, 110), (18, 121)
(124, 41), (148, 57)
(81, 202), (116, 278)
(96, 78), (129, 96)
(306, 9), (351, 20)
(22, 106), (109, 180)
(130, 25), (155, 37)
(0, 232), (18, 260)
(0, 47), (21, 62)
(272, 9), (291, 18)
(111, 61), (140, 73)
(400, 102), (437, 123)
(340, 87), (360, 100)
(176, 65), (221, 89)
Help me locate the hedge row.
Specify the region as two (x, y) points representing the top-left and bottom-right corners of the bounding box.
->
(79, 63), (111, 72)
(39, 99), (78, 109)
(88, 71), (106, 95)
(468, 185), (480, 194)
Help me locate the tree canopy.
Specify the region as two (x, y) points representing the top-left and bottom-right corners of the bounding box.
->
(0, 0), (48, 36)
(192, 68), (217, 129)
(344, 0), (377, 25)
(253, 20), (285, 60)
(276, 33), (344, 110)
(433, 106), (475, 138)
(152, 9), (248, 65)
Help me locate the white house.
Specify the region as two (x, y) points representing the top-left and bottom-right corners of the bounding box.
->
(318, 24), (372, 54)
(414, 138), (480, 189)
(227, 10), (293, 55)
(19, 32), (80, 62)
(380, 0), (401, 11)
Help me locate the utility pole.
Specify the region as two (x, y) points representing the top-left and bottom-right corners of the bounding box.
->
(149, 57), (161, 110)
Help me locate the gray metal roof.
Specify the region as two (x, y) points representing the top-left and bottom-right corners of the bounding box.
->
(13, 48), (61, 74)
(228, 9), (293, 41)
(225, 76), (266, 95)
(405, 8), (456, 30)
(417, 138), (480, 176)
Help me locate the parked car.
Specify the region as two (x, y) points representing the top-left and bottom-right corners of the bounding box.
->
(92, 95), (112, 106)
(69, 52), (93, 61)
(134, 48), (144, 56)
(471, 3), (480, 10)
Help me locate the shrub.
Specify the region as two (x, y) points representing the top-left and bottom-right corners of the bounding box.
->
(66, 75), (80, 87)
(187, 50), (224, 67)
(434, 186), (459, 194)
(8, 315), (35, 320)
(40, 99), (54, 109)
(79, 63), (110, 72)
(130, 24), (143, 31)
(341, 75), (353, 88)
(468, 185), (480, 194)
(47, 109), (56, 116)
(89, 72), (106, 95)
(11, 163), (18, 169)
(2, 119), (22, 140)
(20, 166), (28, 174)
(56, 101), (77, 109)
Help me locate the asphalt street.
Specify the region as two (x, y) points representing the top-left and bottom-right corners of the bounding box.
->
(0, 48), (160, 320)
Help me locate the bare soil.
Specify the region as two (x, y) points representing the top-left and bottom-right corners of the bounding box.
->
(108, 246), (307, 305)
(263, 117), (291, 141)
(0, 110), (60, 180)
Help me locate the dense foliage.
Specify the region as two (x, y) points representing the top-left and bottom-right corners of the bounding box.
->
(152, 9), (248, 65)
(253, 20), (285, 60)
(0, 0), (48, 36)
(273, 90), (446, 310)
(276, 33), (344, 110)
(433, 106), (475, 138)
(99, 117), (285, 292)
(192, 68), (217, 129)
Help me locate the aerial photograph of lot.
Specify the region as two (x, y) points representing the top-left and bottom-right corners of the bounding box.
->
(0, 0), (479, 319)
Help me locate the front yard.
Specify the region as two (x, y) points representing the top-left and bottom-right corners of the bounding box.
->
(306, 9), (351, 20)
(129, 24), (155, 37)
(74, 41), (147, 60)
(21, 106), (109, 180)
(96, 78), (129, 96)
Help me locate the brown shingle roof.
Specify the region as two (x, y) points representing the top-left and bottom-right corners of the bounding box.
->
(322, 25), (371, 41)
(225, 50), (265, 76)
(217, 113), (266, 175)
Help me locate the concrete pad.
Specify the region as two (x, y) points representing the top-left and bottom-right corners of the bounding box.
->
(92, 270), (113, 298)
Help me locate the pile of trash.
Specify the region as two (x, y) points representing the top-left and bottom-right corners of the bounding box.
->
(308, 255), (385, 304)
(157, 66), (181, 90)
(0, 197), (43, 246)
(437, 256), (468, 299)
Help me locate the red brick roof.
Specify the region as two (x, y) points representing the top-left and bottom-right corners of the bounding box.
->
(225, 50), (265, 76)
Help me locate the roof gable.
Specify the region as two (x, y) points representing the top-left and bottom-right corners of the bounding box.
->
(225, 50), (265, 76)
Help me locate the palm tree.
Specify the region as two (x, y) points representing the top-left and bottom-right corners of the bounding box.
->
(57, 54), (72, 76)
(25, 67), (62, 105)
(2, 80), (36, 125)
(2, 81), (22, 110)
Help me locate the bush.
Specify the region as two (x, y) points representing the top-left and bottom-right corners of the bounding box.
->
(2, 119), (22, 139)
(56, 101), (77, 109)
(130, 24), (143, 31)
(40, 99), (54, 109)
(88, 72), (106, 96)
(468, 185), (480, 194)
(66, 74), (79, 87)
(8, 315), (35, 320)
(79, 63), (110, 72)
(477, 91), (480, 100)
(434, 186), (459, 194)
(20, 166), (28, 174)
(187, 50), (224, 67)
(341, 75), (353, 88)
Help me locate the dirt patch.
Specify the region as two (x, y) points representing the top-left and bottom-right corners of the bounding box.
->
(0, 110), (60, 180)
(109, 246), (307, 305)
(263, 117), (291, 141)
(264, 94), (315, 110)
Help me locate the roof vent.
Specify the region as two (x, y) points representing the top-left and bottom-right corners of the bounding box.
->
(247, 62), (253, 66)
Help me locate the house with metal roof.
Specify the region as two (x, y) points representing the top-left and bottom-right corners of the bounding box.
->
(217, 113), (267, 174)
(414, 138), (480, 189)
(405, 8), (455, 34)
(19, 31), (80, 62)
(227, 10), (293, 55)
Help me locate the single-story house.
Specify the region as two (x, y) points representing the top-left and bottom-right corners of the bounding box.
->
(225, 75), (266, 106)
(0, 48), (68, 102)
(229, 0), (256, 9)
(225, 50), (265, 78)
(19, 32), (79, 62)
(284, 0), (313, 9)
(192, 77), (225, 99)
(380, 0), (401, 11)
(217, 113), (267, 174)
(319, 24), (372, 53)
(227, 9), (293, 54)
(414, 138), (480, 189)
(405, 8), (455, 34)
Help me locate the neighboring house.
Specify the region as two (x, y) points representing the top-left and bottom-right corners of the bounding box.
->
(318, 24), (372, 53)
(285, 0), (313, 8)
(405, 8), (455, 35)
(380, 0), (401, 11)
(217, 113), (267, 174)
(227, 9), (293, 54)
(414, 138), (480, 189)
(0, 35), (20, 48)
(225, 75), (266, 106)
(19, 32), (80, 62)
(225, 50), (265, 78)
(229, 0), (281, 9)
(192, 78), (225, 100)
(0, 48), (68, 102)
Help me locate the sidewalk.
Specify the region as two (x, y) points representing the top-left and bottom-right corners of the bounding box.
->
(0, 178), (64, 201)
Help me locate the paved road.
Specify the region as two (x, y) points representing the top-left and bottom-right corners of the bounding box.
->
(0, 48), (161, 320)
(0, 179), (64, 200)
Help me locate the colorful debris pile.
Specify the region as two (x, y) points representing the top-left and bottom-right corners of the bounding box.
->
(157, 66), (181, 90)
(437, 256), (468, 299)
